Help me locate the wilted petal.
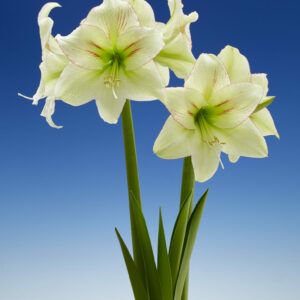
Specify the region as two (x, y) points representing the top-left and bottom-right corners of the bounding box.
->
(153, 116), (193, 159)
(118, 26), (164, 70)
(185, 54), (230, 99)
(209, 83), (263, 128)
(218, 45), (251, 83)
(191, 131), (221, 182)
(251, 108), (279, 138)
(213, 119), (268, 158)
(57, 24), (112, 70)
(155, 33), (195, 79)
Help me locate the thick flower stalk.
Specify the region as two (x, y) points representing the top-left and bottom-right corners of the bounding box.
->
(19, 2), (68, 128)
(154, 51), (275, 182)
(54, 0), (165, 124)
(217, 46), (279, 162)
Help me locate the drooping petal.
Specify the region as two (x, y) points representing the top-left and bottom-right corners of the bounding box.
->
(83, 0), (139, 42)
(191, 131), (221, 182)
(185, 54), (230, 100)
(118, 61), (165, 101)
(95, 92), (126, 124)
(209, 83), (263, 128)
(40, 97), (62, 129)
(213, 119), (268, 158)
(57, 24), (112, 70)
(218, 45), (251, 83)
(55, 63), (103, 106)
(155, 33), (195, 79)
(118, 26), (164, 70)
(251, 73), (269, 98)
(38, 2), (61, 51)
(164, 87), (207, 130)
(125, 0), (156, 27)
(251, 108), (279, 138)
(153, 116), (193, 159)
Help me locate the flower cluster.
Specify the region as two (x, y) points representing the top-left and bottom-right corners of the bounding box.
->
(20, 0), (278, 182)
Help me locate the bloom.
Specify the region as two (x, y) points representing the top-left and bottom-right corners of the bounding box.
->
(154, 53), (269, 182)
(217, 45), (279, 162)
(19, 2), (68, 128)
(54, 0), (165, 124)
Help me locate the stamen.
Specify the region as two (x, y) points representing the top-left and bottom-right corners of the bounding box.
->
(18, 93), (34, 100)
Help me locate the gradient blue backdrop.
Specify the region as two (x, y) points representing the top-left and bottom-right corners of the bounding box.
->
(0, 0), (299, 299)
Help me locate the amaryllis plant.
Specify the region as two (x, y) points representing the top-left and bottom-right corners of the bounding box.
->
(19, 1), (279, 300)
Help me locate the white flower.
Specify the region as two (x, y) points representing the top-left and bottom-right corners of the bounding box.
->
(54, 0), (165, 124)
(217, 45), (279, 162)
(154, 53), (269, 182)
(19, 2), (68, 128)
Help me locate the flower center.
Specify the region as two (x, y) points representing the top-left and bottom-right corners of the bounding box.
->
(103, 50), (125, 99)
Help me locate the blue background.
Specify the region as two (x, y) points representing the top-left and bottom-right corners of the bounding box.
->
(0, 0), (299, 299)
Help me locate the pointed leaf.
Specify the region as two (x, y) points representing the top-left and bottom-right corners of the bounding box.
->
(157, 208), (173, 300)
(254, 96), (275, 113)
(169, 192), (193, 285)
(115, 228), (150, 300)
(174, 189), (209, 300)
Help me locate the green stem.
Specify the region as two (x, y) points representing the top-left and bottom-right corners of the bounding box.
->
(179, 156), (195, 300)
(121, 100), (142, 261)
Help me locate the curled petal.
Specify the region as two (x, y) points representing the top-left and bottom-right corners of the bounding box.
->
(40, 97), (62, 129)
(228, 154), (239, 163)
(185, 54), (230, 99)
(218, 45), (251, 83)
(153, 116), (193, 159)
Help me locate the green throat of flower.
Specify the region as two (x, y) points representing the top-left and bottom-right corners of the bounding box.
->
(103, 50), (126, 99)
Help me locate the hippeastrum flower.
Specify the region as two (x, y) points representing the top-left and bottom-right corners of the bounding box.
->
(154, 53), (268, 182)
(55, 0), (165, 124)
(18, 2), (68, 128)
(217, 45), (279, 162)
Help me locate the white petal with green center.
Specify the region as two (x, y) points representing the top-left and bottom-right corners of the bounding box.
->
(155, 33), (195, 79)
(208, 83), (263, 129)
(57, 24), (112, 70)
(218, 45), (251, 83)
(185, 54), (230, 100)
(251, 73), (269, 98)
(213, 119), (268, 158)
(83, 0), (139, 42)
(118, 61), (164, 101)
(125, 0), (156, 27)
(118, 26), (164, 70)
(191, 131), (221, 182)
(165, 87), (206, 130)
(251, 108), (279, 138)
(153, 116), (193, 159)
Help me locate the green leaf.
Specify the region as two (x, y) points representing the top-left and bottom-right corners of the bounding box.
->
(157, 208), (173, 300)
(115, 228), (150, 300)
(169, 192), (193, 286)
(129, 192), (162, 300)
(174, 189), (209, 300)
(254, 96), (275, 113)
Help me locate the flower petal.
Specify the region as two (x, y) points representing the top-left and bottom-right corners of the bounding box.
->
(191, 131), (221, 182)
(55, 63), (102, 106)
(155, 33), (195, 79)
(213, 119), (268, 158)
(185, 54), (230, 99)
(38, 2), (61, 50)
(83, 0), (139, 41)
(155, 62), (170, 86)
(118, 26), (164, 70)
(209, 83), (263, 128)
(118, 61), (165, 101)
(57, 24), (112, 70)
(125, 0), (156, 27)
(164, 87), (206, 130)
(40, 97), (62, 129)
(218, 45), (251, 83)
(251, 73), (269, 98)
(228, 154), (239, 163)
(250, 108), (279, 138)
(153, 116), (193, 159)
